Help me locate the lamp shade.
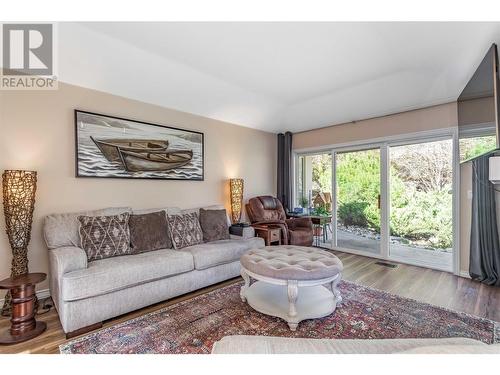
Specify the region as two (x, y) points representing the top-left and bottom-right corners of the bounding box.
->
(230, 178), (244, 224)
(3, 170), (37, 250)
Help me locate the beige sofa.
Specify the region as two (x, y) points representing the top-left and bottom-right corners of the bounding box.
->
(43, 205), (264, 336)
(211, 335), (500, 354)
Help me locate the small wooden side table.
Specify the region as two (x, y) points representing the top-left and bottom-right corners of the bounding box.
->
(253, 225), (282, 246)
(0, 272), (47, 344)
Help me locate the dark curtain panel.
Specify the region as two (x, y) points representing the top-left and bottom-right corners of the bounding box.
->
(277, 132), (293, 212)
(469, 155), (500, 286)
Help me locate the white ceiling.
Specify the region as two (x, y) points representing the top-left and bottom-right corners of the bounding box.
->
(57, 22), (500, 133)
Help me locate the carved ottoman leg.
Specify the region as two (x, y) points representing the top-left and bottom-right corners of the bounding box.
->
(287, 280), (299, 331)
(330, 274), (342, 304)
(240, 268), (250, 302)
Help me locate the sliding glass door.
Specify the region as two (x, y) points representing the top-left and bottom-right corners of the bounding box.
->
(389, 139), (453, 271)
(335, 148), (381, 255)
(295, 134), (455, 272)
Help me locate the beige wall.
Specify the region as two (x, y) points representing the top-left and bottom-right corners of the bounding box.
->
(0, 82), (277, 295)
(293, 102), (458, 150)
(458, 95), (496, 128)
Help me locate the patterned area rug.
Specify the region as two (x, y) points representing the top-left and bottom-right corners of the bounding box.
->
(60, 280), (499, 354)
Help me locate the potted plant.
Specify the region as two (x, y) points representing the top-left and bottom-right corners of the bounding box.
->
(299, 196), (309, 208)
(311, 205), (329, 216)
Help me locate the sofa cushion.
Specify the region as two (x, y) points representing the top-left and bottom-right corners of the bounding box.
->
(78, 213), (132, 261)
(182, 237), (265, 270)
(398, 344), (500, 354)
(199, 208), (230, 242)
(211, 336), (487, 354)
(129, 211), (172, 253)
(61, 249), (195, 301)
(44, 207), (132, 249)
(167, 212), (204, 249)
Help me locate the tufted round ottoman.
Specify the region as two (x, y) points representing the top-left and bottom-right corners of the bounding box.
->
(240, 245), (343, 331)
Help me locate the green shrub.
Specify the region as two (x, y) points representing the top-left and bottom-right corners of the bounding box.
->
(390, 172), (452, 248)
(338, 201), (369, 227)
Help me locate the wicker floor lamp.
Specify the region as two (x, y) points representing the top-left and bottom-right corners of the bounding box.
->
(230, 178), (244, 224)
(1, 170), (37, 316)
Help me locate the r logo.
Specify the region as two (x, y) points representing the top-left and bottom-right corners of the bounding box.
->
(2, 24), (53, 76)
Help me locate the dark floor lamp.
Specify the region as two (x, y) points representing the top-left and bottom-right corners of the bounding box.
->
(1, 170), (37, 316)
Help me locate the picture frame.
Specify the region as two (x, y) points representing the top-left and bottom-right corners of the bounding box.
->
(74, 110), (204, 181)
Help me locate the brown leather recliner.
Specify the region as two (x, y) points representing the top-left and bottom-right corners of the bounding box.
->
(246, 196), (314, 246)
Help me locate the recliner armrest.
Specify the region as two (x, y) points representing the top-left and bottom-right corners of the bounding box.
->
(251, 220), (287, 227)
(286, 217), (313, 230)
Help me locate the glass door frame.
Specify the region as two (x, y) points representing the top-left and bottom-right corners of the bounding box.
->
(293, 127), (460, 275)
(330, 145), (386, 257)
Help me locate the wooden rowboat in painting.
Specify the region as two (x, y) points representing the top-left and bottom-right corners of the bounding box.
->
(119, 149), (193, 172)
(91, 136), (169, 163)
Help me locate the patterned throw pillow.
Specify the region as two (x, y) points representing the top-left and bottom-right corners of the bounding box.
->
(167, 212), (203, 249)
(199, 208), (230, 242)
(78, 213), (131, 261)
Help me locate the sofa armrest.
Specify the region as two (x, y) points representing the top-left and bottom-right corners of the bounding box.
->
(48, 246), (87, 311)
(229, 226), (255, 240)
(50, 246), (88, 275)
(286, 217), (313, 230)
(251, 220), (287, 227)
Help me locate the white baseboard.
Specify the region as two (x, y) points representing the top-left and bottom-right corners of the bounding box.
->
(0, 288), (51, 305)
(459, 271), (471, 279)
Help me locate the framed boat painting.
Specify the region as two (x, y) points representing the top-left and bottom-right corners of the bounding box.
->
(75, 110), (204, 180)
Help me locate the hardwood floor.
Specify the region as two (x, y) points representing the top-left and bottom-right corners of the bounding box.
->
(1, 250), (499, 354)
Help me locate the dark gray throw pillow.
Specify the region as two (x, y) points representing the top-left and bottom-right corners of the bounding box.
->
(129, 211), (171, 254)
(199, 208), (230, 242)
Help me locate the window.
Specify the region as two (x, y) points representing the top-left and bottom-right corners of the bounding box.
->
(295, 153), (332, 212)
(459, 134), (497, 162)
